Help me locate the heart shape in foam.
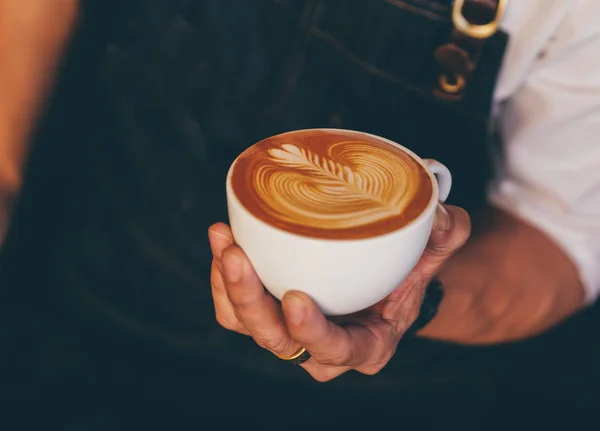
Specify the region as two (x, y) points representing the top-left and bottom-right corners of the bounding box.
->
(253, 142), (421, 230)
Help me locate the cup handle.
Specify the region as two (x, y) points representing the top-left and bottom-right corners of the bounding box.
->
(424, 159), (452, 203)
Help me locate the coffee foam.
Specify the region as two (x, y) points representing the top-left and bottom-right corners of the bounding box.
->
(231, 130), (433, 239)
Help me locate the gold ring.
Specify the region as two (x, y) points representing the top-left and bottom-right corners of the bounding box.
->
(274, 347), (312, 365)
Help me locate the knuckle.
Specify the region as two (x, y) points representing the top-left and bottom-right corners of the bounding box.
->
(228, 291), (255, 309)
(256, 336), (292, 354)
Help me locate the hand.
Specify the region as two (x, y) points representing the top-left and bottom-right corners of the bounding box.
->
(208, 204), (470, 382)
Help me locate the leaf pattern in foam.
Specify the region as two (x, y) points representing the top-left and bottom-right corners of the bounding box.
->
(258, 143), (419, 229)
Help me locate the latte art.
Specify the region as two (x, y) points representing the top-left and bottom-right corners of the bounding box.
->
(231, 130), (433, 239)
(255, 143), (419, 230)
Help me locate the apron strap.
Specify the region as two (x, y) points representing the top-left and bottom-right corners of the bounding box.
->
(434, 0), (507, 99)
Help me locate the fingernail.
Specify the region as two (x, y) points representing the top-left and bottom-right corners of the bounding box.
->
(433, 204), (451, 232)
(208, 230), (228, 256)
(208, 229), (231, 245)
(222, 251), (242, 283)
(284, 293), (306, 325)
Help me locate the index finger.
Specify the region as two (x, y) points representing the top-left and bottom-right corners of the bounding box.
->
(221, 245), (299, 357)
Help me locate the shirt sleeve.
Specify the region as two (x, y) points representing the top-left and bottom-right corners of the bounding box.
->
(489, 0), (600, 304)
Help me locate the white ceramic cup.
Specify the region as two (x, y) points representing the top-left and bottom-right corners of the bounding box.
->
(226, 129), (451, 316)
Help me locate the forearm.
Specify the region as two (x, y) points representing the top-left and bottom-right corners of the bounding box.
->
(0, 0), (78, 244)
(420, 208), (586, 344)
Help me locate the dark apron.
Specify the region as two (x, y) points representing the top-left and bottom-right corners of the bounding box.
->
(2, 0), (598, 426)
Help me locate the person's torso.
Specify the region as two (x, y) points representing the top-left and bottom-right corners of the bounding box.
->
(2, 0), (510, 393)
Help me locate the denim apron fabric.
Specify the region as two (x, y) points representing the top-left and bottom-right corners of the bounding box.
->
(9, 0), (594, 425)
(2, 0), (505, 386)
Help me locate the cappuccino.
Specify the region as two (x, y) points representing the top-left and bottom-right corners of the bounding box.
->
(230, 130), (432, 239)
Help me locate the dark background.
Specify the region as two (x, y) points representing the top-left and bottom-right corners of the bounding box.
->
(2, 0), (600, 428)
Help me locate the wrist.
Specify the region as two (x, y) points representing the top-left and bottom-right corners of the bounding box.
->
(416, 273), (490, 342)
(417, 210), (586, 344)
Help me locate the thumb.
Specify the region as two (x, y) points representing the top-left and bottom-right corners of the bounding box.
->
(413, 204), (471, 281)
(427, 204), (471, 257)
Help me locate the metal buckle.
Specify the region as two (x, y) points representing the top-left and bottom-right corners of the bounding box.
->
(452, 0), (507, 40)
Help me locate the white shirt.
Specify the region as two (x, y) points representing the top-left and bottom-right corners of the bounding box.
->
(493, 0), (600, 303)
